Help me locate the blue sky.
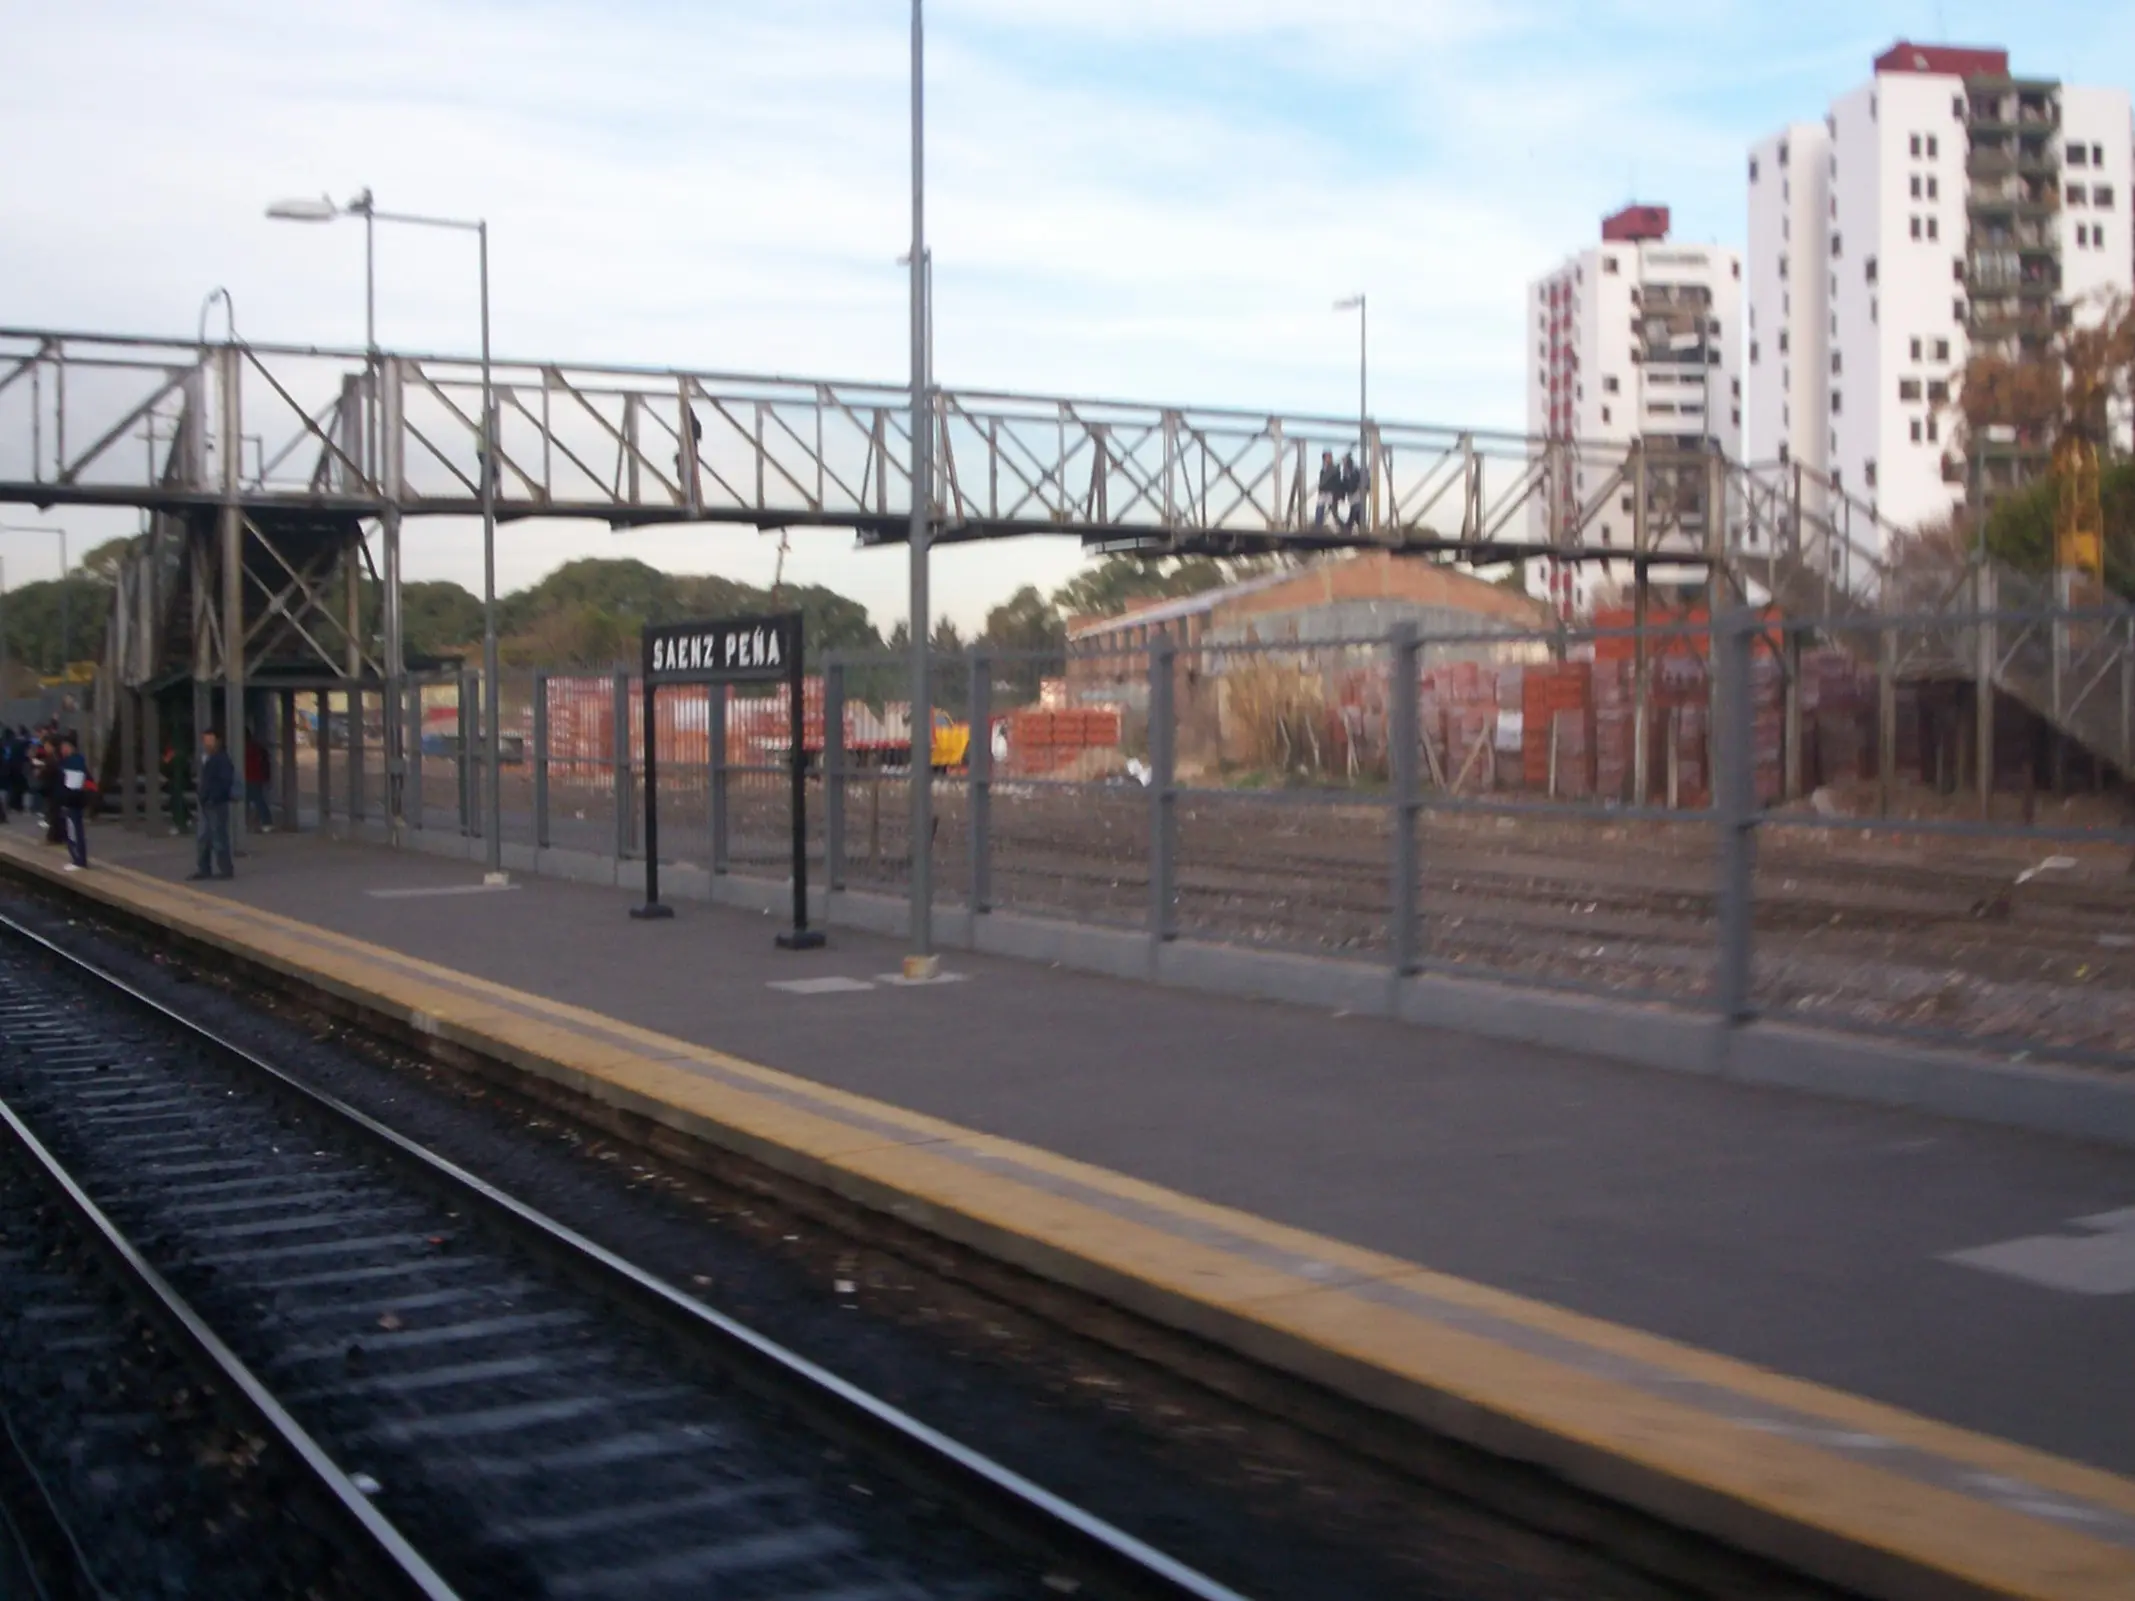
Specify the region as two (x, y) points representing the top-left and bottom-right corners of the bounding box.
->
(2, 0), (2129, 627)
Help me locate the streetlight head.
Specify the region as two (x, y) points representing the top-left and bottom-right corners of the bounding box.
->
(347, 187), (374, 215)
(266, 196), (339, 223)
(1334, 294), (1364, 311)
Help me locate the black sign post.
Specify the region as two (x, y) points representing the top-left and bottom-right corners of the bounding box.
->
(631, 611), (824, 950)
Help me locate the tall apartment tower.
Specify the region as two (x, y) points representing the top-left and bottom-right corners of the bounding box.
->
(1747, 42), (2133, 543)
(1526, 205), (1743, 615)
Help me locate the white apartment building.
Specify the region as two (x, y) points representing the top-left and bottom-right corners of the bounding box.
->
(1526, 206), (1743, 615)
(1748, 42), (2133, 543)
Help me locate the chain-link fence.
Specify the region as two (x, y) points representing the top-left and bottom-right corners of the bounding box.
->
(244, 601), (2135, 1065)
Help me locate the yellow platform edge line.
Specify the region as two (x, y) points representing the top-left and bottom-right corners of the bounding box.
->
(9, 840), (2134, 1600)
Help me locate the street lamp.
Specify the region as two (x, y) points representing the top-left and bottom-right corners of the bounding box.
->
(0, 525), (68, 674)
(269, 192), (501, 881)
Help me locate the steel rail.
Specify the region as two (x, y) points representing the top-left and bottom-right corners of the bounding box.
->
(0, 909), (1251, 1601)
(0, 1063), (460, 1601)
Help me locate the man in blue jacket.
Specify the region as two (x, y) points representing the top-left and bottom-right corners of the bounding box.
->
(191, 730), (235, 881)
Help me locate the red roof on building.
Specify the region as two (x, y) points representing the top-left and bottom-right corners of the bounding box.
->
(1873, 41), (2009, 77)
(1601, 204), (1669, 243)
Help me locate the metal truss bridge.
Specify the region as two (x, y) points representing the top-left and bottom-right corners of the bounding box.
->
(5, 323), (2127, 803)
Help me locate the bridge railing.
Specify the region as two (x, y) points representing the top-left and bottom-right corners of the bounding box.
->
(5, 326), (1750, 563)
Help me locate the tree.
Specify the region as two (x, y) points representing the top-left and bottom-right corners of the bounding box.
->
(401, 580), (485, 661)
(79, 536), (138, 584)
(1052, 555), (1242, 620)
(978, 584), (1067, 705)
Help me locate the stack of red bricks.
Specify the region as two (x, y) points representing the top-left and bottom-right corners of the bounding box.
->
(1521, 662), (1593, 797)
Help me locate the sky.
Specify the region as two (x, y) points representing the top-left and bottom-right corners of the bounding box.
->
(3, 0), (2130, 631)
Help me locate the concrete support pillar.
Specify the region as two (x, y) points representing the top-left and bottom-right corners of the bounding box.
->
(1783, 631), (1803, 803)
(1878, 627), (1898, 818)
(316, 689), (332, 830)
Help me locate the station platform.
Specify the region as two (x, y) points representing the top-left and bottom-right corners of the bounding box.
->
(4, 821), (2134, 1599)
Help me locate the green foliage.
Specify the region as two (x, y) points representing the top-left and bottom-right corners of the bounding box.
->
(1051, 555), (1248, 620)
(0, 576), (109, 675)
(401, 580), (486, 662)
(1981, 460), (2135, 600)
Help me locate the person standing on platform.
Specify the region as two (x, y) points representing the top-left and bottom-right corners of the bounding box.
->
(244, 733), (273, 833)
(38, 737), (64, 847)
(192, 730), (235, 881)
(1, 728), (22, 818)
(57, 735), (88, 871)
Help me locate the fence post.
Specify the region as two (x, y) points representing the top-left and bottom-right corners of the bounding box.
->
(969, 653), (992, 915)
(1975, 565), (1995, 820)
(318, 688), (334, 832)
(1713, 608), (1757, 1034)
(348, 687), (364, 826)
(403, 679), (421, 830)
(278, 691), (296, 832)
(709, 686), (729, 874)
(1388, 623), (1420, 978)
(1148, 632), (1177, 954)
(532, 671), (549, 850)
(612, 669), (631, 861)
(1877, 627), (1897, 818)
(825, 664), (847, 891)
(457, 670), (474, 834)
(118, 690), (138, 829)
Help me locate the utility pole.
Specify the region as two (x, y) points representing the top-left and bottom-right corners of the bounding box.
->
(906, 0), (935, 970)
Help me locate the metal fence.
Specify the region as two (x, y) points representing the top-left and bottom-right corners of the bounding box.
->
(273, 605), (2135, 1067)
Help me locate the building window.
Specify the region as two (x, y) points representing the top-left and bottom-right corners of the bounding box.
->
(1910, 216), (1922, 239)
(1832, 233), (1842, 257)
(2076, 222), (2091, 248)
(2095, 186), (2115, 209)
(1602, 375), (1619, 394)
(2094, 143), (2106, 166)
(2069, 184), (2088, 206)
(1749, 156), (1759, 181)
(2069, 142), (2089, 166)
(1832, 351), (1843, 375)
(1954, 298), (1966, 323)
(1731, 377), (1741, 398)
(1831, 392), (1842, 415)
(1927, 416), (1939, 443)
(1603, 255), (1619, 274)
(1779, 440), (1791, 464)
(1900, 378), (1922, 400)
(1926, 135), (1938, 158)
(1621, 495), (1633, 513)
(1778, 254), (1789, 279)
(1749, 341), (1759, 364)
(1600, 406), (1611, 424)
(1865, 461), (1877, 489)
(1909, 133), (1921, 157)
(1927, 176), (1939, 200)
(1934, 338), (1950, 362)
(1928, 380), (1949, 403)
(1866, 256), (1878, 283)
(1926, 216), (1939, 241)
(1953, 256), (1966, 282)
(1952, 95), (1964, 118)
(1910, 174), (1922, 199)
(1911, 418), (1924, 442)
(1910, 337), (1922, 360)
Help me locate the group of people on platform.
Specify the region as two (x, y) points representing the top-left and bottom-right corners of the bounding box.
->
(1312, 449), (1368, 532)
(0, 722), (275, 880)
(0, 722), (92, 870)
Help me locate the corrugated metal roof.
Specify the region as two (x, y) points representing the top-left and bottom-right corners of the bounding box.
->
(1067, 566), (1300, 640)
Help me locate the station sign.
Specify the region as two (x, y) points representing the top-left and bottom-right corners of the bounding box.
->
(643, 613), (801, 684)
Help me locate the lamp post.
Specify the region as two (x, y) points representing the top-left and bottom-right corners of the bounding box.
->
(906, 0), (934, 966)
(268, 192), (500, 880)
(0, 525), (68, 674)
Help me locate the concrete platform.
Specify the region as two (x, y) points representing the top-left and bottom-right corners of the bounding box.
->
(8, 822), (2135, 1599)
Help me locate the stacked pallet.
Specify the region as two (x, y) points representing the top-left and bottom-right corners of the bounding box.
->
(1003, 708), (1123, 777)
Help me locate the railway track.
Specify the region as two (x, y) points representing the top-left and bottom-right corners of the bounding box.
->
(0, 913), (1246, 1601)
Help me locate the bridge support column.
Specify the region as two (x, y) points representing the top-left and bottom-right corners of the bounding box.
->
(382, 507), (404, 836)
(140, 693), (161, 831)
(316, 690), (332, 833)
(219, 341), (247, 855)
